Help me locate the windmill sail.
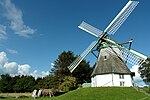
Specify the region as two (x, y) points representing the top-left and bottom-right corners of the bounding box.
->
(104, 1), (139, 34)
(68, 40), (99, 72)
(78, 21), (102, 37)
(121, 49), (147, 66)
(78, 1), (139, 37)
(68, 0), (141, 73)
(104, 38), (147, 66)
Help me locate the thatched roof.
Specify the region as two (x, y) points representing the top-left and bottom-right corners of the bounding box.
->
(91, 47), (131, 77)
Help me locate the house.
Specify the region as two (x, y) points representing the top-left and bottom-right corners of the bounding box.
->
(91, 47), (134, 87)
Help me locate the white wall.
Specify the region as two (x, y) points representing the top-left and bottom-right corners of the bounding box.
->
(91, 74), (133, 87)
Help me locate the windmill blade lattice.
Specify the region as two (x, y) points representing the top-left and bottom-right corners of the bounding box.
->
(78, 21), (103, 38)
(68, 40), (99, 72)
(121, 49), (147, 66)
(104, 1), (139, 34)
(104, 38), (147, 66)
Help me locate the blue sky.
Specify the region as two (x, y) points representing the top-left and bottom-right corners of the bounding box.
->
(0, 0), (149, 82)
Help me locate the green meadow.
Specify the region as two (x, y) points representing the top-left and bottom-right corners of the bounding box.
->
(0, 87), (150, 100)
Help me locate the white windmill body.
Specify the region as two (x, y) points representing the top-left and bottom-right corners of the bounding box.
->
(68, 0), (147, 87)
(91, 46), (134, 87)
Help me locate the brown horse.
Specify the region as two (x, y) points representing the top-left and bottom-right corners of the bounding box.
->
(38, 89), (54, 97)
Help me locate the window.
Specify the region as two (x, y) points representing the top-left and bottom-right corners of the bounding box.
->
(119, 74), (124, 79)
(103, 55), (107, 60)
(120, 81), (125, 86)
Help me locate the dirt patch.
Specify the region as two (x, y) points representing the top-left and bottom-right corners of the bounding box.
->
(0, 93), (31, 98)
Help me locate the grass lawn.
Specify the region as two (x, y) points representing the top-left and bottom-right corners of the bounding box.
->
(55, 87), (150, 100)
(0, 87), (150, 100)
(143, 87), (150, 93)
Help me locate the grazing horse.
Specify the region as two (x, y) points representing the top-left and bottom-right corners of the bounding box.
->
(37, 89), (42, 97)
(32, 89), (37, 97)
(38, 89), (54, 97)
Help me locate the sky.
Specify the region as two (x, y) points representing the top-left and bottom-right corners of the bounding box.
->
(0, 0), (149, 84)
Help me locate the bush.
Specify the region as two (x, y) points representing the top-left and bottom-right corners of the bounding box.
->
(59, 76), (77, 92)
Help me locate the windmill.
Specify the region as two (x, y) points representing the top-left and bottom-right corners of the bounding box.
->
(68, 1), (147, 86)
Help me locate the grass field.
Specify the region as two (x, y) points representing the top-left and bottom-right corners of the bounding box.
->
(0, 87), (150, 100)
(143, 87), (150, 93)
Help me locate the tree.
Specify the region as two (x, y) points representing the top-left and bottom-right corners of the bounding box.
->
(52, 51), (75, 87)
(139, 58), (150, 84)
(34, 77), (43, 89)
(139, 58), (150, 91)
(72, 59), (93, 84)
(11, 75), (21, 92)
(13, 75), (35, 92)
(35, 74), (56, 89)
(52, 51), (74, 76)
(59, 76), (77, 92)
(52, 51), (93, 89)
(0, 74), (12, 93)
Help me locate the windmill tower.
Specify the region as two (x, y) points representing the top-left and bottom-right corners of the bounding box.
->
(68, 0), (147, 87)
(91, 46), (134, 87)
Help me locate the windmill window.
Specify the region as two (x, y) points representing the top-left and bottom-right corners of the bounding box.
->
(120, 81), (125, 86)
(103, 55), (107, 60)
(119, 74), (124, 79)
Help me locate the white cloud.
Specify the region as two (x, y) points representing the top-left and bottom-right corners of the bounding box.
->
(0, 24), (7, 40)
(0, 51), (49, 78)
(41, 71), (50, 77)
(4, 62), (18, 75)
(6, 49), (18, 54)
(30, 70), (49, 79)
(0, 0), (36, 37)
(0, 51), (8, 66)
(51, 63), (55, 69)
(130, 65), (146, 86)
(18, 64), (30, 75)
